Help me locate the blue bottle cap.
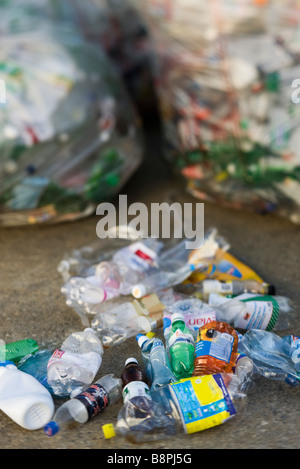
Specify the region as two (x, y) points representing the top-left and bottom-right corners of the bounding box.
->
(136, 334), (144, 342)
(44, 421), (60, 437)
(0, 361), (15, 367)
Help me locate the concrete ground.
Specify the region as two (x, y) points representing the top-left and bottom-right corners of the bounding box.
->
(0, 123), (300, 450)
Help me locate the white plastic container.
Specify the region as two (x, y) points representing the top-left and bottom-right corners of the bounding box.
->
(0, 361), (54, 430)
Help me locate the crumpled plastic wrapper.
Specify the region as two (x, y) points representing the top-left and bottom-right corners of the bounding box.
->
(132, 0), (300, 223)
(0, 0), (143, 226)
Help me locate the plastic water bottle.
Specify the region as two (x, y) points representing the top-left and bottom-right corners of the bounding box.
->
(132, 264), (194, 298)
(136, 334), (176, 389)
(167, 313), (195, 379)
(193, 321), (239, 376)
(47, 328), (104, 397)
(0, 361), (54, 430)
(61, 277), (118, 326)
(18, 350), (54, 394)
(91, 299), (163, 347)
(4, 338), (39, 363)
(238, 329), (300, 386)
(44, 374), (122, 436)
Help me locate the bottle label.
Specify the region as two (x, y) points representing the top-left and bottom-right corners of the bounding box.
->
(163, 311), (216, 340)
(170, 375), (236, 434)
(122, 381), (151, 404)
(168, 329), (194, 349)
(75, 384), (109, 420)
(47, 349), (102, 380)
(203, 280), (233, 295)
(236, 295), (278, 330)
(128, 242), (158, 271)
(195, 332), (234, 363)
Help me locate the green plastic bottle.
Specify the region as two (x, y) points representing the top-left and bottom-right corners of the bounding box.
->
(168, 313), (195, 380)
(4, 339), (39, 363)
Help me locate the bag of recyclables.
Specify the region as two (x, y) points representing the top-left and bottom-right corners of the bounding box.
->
(132, 0), (300, 223)
(0, 0), (143, 226)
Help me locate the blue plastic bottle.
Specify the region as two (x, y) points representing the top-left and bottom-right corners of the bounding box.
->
(136, 334), (176, 389)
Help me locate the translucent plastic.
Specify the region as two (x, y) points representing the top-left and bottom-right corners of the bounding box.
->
(193, 321), (239, 376)
(136, 335), (176, 389)
(47, 329), (103, 397)
(238, 329), (300, 386)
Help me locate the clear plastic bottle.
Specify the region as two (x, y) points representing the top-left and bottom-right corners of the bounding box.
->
(209, 293), (294, 331)
(238, 329), (300, 386)
(193, 321), (239, 376)
(132, 264), (194, 298)
(47, 328), (104, 397)
(91, 300), (163, 347)
(136, 334), (176, 389)
(167, 313), (195, 380)
(44, 374), (122, 436)
(61, 277), (118, 326)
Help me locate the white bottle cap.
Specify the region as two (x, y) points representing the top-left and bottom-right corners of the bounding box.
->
(136, 334), (148, 348)
(171, 312), (185, 323)
(132, 284), (146, 299)
(125, 357), (138, 367)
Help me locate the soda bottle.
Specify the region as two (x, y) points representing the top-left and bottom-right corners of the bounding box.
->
(193, 321), (239, 376)
(121, 357), (149, 397)
(44, 374), (122, 436)
(167, 313), (195, 380)
(47, 328), (104, 397)
(136, 334), (176, 389)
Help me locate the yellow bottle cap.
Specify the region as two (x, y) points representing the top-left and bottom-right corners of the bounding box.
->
(146, 332), (155, 339)
(102, 423), (116, 439)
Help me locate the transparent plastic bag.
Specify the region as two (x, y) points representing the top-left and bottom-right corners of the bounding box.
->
(133, 0), (300, 223)
(0, 3), (143, 226)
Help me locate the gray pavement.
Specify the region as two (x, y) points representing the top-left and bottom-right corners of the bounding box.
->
(0, 125), (300, 450)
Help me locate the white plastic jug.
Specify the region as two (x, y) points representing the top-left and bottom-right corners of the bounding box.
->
(0, 361), (54, 430)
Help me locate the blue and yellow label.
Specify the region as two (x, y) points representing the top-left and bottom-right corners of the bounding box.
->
(170, 375), (236, 434)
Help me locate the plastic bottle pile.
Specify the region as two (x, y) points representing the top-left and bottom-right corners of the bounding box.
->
(1, 227), (299, 443)
(0, 0), (145, 227)
(131, 0), (300, 224)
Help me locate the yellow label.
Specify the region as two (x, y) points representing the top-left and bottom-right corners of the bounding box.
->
(170, 375), (236, 434)
(187, 250), (264, 284)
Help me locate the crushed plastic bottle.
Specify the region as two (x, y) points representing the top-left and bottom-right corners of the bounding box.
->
(44, 374), (122, 436)
(0, 361), (54, 430)
(115, 373), (237, 443)
(47, 328), (104, 397)
(209, 293), (295, 331)
(193, 321), (239, 376)
(167, 313), (195, 380)
(18, 350), (54, 394)
(136, 334), (176, 389)
(91, 293), (164, 347)
(238, 329), (300, 386)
